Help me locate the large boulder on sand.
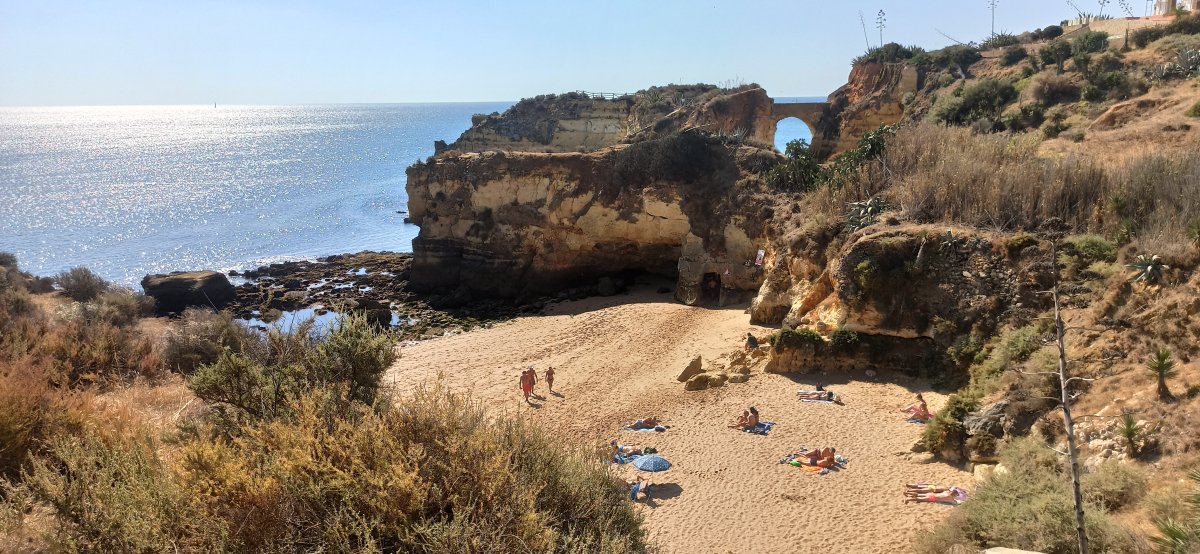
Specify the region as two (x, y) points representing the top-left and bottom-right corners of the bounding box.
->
(141, 271), (236, 315)
(727, 373), (749, 383)
(684, 373), (710, 391)
(678, 355), (704, 382)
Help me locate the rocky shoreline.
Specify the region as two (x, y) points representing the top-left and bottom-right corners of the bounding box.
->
(224, 251), (537, 340)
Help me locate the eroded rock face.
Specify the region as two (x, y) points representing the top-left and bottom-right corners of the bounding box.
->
(141, 271), (235, 315)
(819, 63), (921, 155)
(406, 141), (775, 302)
(759, 226), (1054, 379)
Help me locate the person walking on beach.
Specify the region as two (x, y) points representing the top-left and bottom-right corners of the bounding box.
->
(520, 369), (533, 403)
(545, 366), (555, 393)
(526, 366), (539, 396)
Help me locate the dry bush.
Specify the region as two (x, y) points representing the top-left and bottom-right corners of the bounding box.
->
(81, 288), (154, 328)
(0, 360), (94, 481)
(18, 434), (227, 552)
(161, 308), (256, 374)
(53, 267), (109, 302)
(1028, 74), (1081, 106)
(32, 318), (162, 386)
(810, 125), (1200, 253)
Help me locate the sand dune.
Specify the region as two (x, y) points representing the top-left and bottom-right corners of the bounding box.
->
(386, 285), (971, 553)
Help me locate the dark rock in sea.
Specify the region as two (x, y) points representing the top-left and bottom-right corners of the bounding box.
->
(141, 271), (236, 315)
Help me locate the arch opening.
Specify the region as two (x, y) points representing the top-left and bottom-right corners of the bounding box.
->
(773, 117), (814, 153)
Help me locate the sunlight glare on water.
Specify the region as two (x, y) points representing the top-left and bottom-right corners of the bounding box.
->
(0, 103), (509, 285)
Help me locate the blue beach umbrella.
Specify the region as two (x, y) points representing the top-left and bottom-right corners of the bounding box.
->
(631, 454), (672, 472)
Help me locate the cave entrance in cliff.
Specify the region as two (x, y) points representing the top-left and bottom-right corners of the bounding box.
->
(774, 117), (815, 153)
(701, 272), (721, 305)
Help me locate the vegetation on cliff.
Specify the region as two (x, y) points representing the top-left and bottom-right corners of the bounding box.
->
(0, 255), (648, 553)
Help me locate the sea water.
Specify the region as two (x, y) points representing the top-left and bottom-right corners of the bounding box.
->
(0, 103), (509, 285)
(1, 98), (818, 287)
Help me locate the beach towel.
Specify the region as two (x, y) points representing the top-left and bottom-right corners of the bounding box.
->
(780, 448), (849, 474)
(612, 454), (641, 465)
(907, 417), (928, 425)
(623, 425), (667, 432)
(743, 421), (775, 436)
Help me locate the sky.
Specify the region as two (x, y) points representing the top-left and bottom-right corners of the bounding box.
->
(0, 0), (1128, 106)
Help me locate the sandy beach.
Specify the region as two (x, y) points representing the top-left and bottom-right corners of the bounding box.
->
(387, 284), (971, 553)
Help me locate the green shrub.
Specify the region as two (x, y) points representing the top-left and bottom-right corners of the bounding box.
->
(1042, 25), (1064, 40)
(1132, 26), (1167, 49)
(770, 328), (824, 352)
(854, 42), (920, 65)
(1082, 461), (1147, 511)
(162, 308), (256, 374)
(189, 312), (395, 425)
(54, 267), (109, 302)
(1152, 469), (1200, 553)
(830, 329), (860, 350)
(1187, 100), (1200, 118)
(1063, 234), (1117, 264)
(1086, 260), (1121, 279)
(1001, 45), (1029, 66)
(1028, 74), (1080, 106)
(914, 437), (1139, 554)
(1072, 31), (1110, 55)
(1040, 40), (1073, 73)
(766, 139), (821, 192)
(0, 252), (16, 270)
(1165, 13), (1200, 36)
(929, 79), (1018, 125)
(853, 259), (878, 290)
(983, 33), (1022, 50)
(922, 393), (979, 459)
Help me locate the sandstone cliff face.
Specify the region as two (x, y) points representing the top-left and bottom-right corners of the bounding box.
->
(446, 94), (636, 154)
(757, 226), (1053, 375)
(820, 63), (921, 154)
(406, 138), (776, 303)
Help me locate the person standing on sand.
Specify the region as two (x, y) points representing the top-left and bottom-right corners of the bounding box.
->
(545, 366), (555, 392)
(527, 366), (538, 395)
(520, 370), (533, 403)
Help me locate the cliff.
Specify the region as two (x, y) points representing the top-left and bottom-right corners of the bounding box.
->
(406, 74), (918, 305)
(820, 63), (922, 155)
(407, 133), (778, 304)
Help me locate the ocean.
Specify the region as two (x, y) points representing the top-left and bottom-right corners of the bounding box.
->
(0, 103), (510, 285)
(1, 99), (818, 287)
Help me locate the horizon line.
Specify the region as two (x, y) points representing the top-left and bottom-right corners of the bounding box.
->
(0, 94), (832, 110)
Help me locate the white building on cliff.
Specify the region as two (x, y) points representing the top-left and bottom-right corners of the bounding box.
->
(1156, 0), (1200, 15)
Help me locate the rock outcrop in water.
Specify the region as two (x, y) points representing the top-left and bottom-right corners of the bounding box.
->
(141, 271), (236, 315)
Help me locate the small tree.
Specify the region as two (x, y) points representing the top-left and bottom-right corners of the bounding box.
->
(54, 267), (110, 302)
(1041, 40), (1074, 74)
(1147, 349), (1177, 401)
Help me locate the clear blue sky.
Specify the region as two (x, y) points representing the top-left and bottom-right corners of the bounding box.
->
(0, 0), (1107, 106)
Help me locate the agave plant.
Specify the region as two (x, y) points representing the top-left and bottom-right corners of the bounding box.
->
(1128, 254), (1169, 285)
(939, 230), (967, 253)
(1147, 348), (1177, 401)
(846, 197), (886, 231)
(1115, 410), (1143, 456)
(1177, 47), (1200, 77)
(1152, 469), (1200, 554)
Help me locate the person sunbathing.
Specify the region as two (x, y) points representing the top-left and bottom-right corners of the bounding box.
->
(905, 487), (968, 504)
(610, 440), (643, 457)
(798, 390), (840, 402)
(628, 417), (659, 430)
(803, 447), (838, 468)
(728, 410), (750, 428)
(628, 475), (654, 501)
(903, 394), (932, 421)
(905, 483), (950, 494)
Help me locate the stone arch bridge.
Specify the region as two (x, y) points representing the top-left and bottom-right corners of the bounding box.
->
(769, 100), (832, 157)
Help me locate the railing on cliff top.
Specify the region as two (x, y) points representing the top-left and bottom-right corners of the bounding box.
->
(572, 90), (634, 100)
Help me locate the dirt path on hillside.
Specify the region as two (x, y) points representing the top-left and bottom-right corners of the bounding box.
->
(386, 285), (970, 554)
